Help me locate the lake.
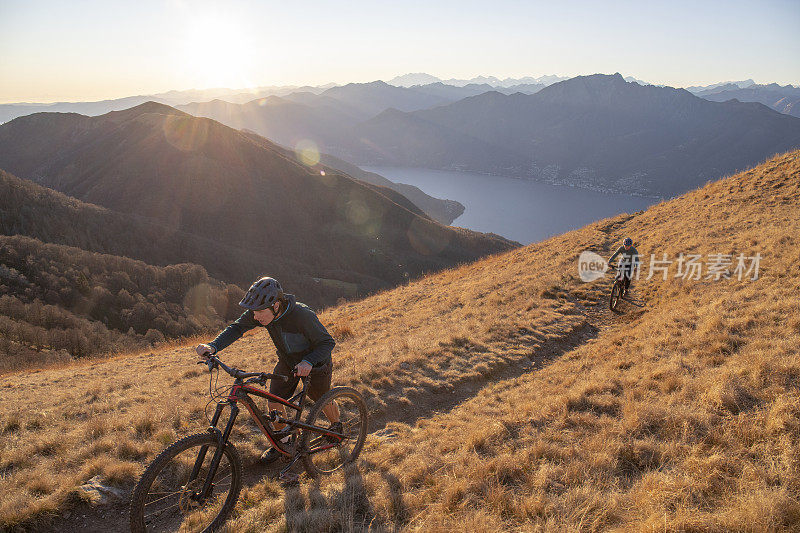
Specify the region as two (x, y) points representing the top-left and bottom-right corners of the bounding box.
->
(364, 167), (658, 245)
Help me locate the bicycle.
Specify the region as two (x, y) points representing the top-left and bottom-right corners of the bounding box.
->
(129, 355), (368, 533)
(609, 267), (627, 311)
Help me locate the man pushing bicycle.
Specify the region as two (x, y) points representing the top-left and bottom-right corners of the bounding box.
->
(196, 276), (340, 463)
(608, 238), (639, 297)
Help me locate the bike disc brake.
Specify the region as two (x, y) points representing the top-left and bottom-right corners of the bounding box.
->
(178, 478), (206, 513)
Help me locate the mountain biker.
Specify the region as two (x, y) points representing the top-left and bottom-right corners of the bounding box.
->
(608, 238), (639, 297)
(196, 276), (340, 463)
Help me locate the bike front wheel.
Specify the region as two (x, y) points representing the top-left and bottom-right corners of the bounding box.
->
(300, 387), (368, 478)
(610, 280), (623, 311)
(130, 433), (242, 533)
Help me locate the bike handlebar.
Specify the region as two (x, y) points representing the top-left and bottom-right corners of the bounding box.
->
(197, 355), (289, 382)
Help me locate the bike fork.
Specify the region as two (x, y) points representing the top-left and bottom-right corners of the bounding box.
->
(195, 403), (238, 500)
(188, 402), (226, 483)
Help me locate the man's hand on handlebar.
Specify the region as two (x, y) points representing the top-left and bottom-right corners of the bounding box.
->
(196, 344), (215, 358)
(294, 360), (312, 377)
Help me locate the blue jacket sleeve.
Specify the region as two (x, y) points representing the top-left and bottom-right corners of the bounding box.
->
(208, 310), (259, 353)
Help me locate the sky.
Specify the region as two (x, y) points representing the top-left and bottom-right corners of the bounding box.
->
(1, 0), (798, 103)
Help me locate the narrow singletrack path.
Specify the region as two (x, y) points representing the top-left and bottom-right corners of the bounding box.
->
(41, 278), (645, 533)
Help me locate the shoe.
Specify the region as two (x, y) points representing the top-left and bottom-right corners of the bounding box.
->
(260, 435), (291, 463)
(260, 447), (283, 464)
(326, 421), (344, 444)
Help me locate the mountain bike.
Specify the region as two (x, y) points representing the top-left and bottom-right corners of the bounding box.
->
(609, 267), (627, 311)
(129, 355), (368, 533)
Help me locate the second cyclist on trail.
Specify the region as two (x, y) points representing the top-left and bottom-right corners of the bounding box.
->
(196, 276), (340, 463)
(609, 237), (640, 297)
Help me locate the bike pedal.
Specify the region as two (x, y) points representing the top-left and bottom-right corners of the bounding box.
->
(279, 471), (300, 485)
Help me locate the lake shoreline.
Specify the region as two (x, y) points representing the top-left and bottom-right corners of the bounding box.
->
(364, 166), (657, 245)
(363, 165), (665, 200)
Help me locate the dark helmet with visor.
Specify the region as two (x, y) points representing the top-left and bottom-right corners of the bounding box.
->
(239, 277), (283, 311)
(623, 237), (633, 246)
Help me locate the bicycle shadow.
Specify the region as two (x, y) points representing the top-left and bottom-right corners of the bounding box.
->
(281, 461), (407, 532)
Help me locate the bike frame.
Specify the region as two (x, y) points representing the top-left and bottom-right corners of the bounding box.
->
(190, 372), (341, 500)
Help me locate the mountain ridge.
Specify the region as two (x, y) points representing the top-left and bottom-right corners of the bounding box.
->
(0, 103), (514, 303)
(698, 83), (800, 118)
(346, 74), (800, 196)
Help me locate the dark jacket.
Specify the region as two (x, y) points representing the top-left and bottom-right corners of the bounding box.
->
(208, 294), (335, 367)
(609, 245), (640, 268)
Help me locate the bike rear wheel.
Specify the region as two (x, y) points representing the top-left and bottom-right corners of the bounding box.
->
(610, 280), (623, 311)
(300, 387), (368, 478)
(130, 433), (242, 533)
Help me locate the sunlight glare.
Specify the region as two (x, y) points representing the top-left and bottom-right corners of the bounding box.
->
(179, 13), (255, 89)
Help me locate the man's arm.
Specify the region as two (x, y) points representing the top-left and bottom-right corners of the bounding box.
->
(208, 310), (260, 354)
(608, 246), (623, 264)
(297, 309), (336, 366)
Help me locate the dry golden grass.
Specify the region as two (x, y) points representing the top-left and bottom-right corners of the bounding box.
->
(0, 234), (586, 529)
(1, 150), (799, 531)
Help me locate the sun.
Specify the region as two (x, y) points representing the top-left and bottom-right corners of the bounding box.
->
(179, 15), (254, 89)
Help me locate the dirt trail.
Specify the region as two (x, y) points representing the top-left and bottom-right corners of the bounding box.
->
(41, 281), (645, 533)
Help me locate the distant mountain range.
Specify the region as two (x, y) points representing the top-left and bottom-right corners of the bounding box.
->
(695, 83), (800, 118)
(5, 73), (800, 201)
(342, 74), (800, 196)
(5, 75), (797, 126)
(684, 79), (757, 93)
(0, 83), (469, 224)
(0, 84), (329, 124)
(178, 79), (543, 181)
(0, 75), (567, 124)
(176, 74), (800, 198)
(177, 88), (465, 224)
(0, 102), (514, 306)
(387, 73), (569, 88)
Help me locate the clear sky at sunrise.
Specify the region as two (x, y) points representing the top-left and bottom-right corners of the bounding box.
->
(1, 0), (798, 103)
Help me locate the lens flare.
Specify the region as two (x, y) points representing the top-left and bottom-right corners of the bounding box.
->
(184, 283), (213, 317)
(407, 218), (452, 255)
(345, 198), (370, 225)
(162, 115), (209, 152)
(295, 139), (320, 167)
(339, 189), (383, 238)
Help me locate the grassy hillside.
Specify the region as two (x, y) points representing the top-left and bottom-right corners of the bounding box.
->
(0, 151), (798, 531)
(0, 168), (341, 306)
(0, 103), (514, 305)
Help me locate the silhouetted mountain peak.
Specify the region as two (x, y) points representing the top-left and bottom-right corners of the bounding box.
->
(369, 107), (408, 122)
(533, 72), (698, 107)
(329, 80), (392, 92)
(387, 73), (442, 87)
(569, 72), (628, 87)
(102, 101), (188, 122)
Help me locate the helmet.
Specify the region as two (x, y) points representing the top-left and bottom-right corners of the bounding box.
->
(623, 237), (633, 246)
(239, 277), (283, 311)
